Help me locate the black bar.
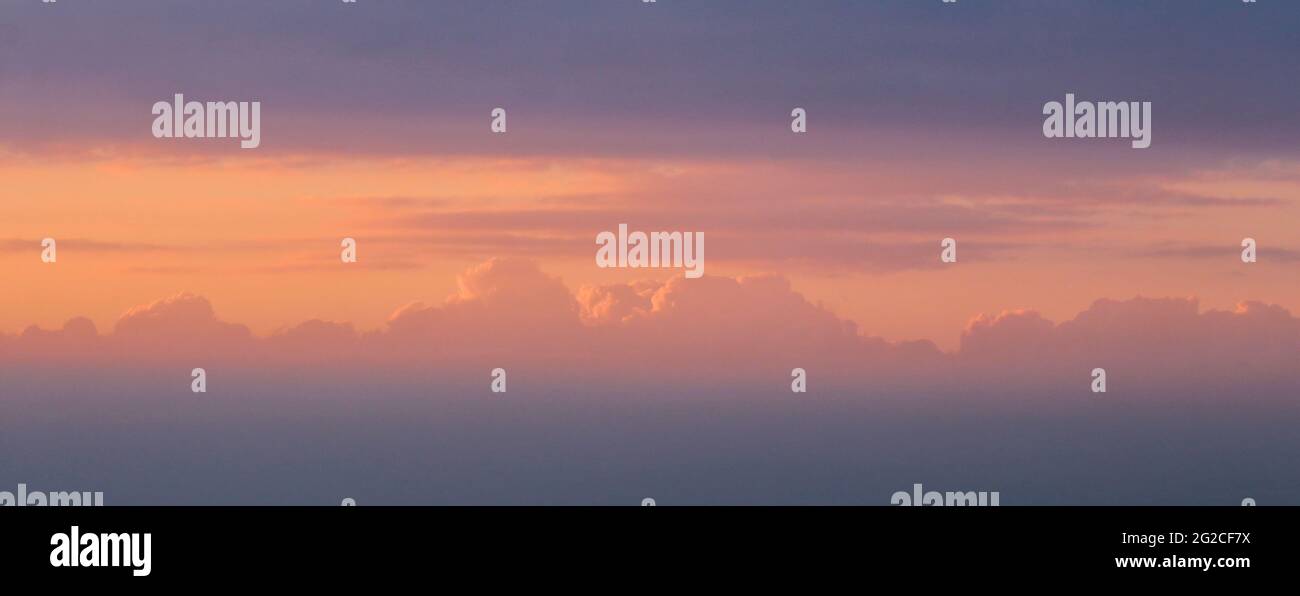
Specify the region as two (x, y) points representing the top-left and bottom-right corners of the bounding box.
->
(1, 506), (1285, 585)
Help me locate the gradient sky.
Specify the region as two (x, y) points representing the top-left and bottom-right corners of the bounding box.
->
(1, 1), (1298, 504)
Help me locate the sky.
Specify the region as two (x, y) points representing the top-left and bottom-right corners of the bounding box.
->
(1, 1), (1298, 505)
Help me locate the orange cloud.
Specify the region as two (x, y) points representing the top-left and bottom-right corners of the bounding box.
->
(2, 259), (1297, 404)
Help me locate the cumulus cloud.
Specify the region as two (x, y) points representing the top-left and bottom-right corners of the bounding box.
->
(957, 297), (1300, 402)
(113, 292), (251, 348)
(379, 259), (583, 365)
(271, 319), (357, 344)
(2, 259), (1296, 401)
(2, 317), (103, 361)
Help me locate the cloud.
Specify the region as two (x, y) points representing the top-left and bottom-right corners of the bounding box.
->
(4, 258), (1299, 506)
(7, 1), (1299, 161)
(1138, 243), (1300, 263)
(0, 238), (181, 253)
(2, 258), (1296, 403)
(263, 319), (360, 363)
(111, 292), (253, 358)
(3, 317), (104, 361)
(382, 258), (583, 355)
(958, 297), (1300, 400)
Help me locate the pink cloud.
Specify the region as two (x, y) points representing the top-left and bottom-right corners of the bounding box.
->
(112, 293), (253, 357)
(2, 259), (1296, 403)
(958, 297), (1300, 400)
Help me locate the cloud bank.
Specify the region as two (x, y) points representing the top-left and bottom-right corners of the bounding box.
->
(3, 258), (1296, 404)
(4, 258), (1297, 505)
